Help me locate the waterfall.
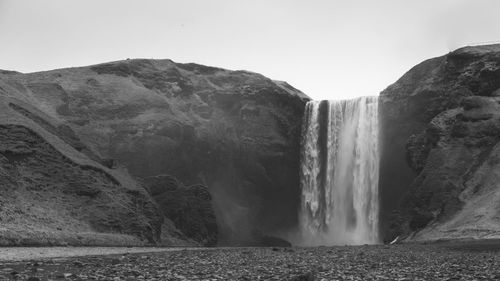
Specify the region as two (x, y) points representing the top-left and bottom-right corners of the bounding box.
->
(298, 96), (380, 246)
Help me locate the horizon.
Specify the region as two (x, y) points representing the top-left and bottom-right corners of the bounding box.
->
(1, 0), (500, 100)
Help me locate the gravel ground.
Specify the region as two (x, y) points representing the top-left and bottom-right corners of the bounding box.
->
(0, 247), (201, 262)
(0, 243), (499, 280)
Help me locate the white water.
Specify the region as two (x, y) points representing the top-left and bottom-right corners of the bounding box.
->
(298, 96), (380, 246)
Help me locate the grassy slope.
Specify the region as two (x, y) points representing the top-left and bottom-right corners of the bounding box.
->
(0, 74), (191, 246)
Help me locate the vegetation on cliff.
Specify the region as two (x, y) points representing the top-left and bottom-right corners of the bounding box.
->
(380, 44), (500, 242)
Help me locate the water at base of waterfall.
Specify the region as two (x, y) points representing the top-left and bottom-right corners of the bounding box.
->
(298, 96), (380, 246)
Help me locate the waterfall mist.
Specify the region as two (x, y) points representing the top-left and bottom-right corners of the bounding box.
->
(298, 96), (380, 246)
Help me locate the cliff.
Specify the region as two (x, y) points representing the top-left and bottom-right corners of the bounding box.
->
(379, 44), (500, 242)
(0, 59), (308, 245)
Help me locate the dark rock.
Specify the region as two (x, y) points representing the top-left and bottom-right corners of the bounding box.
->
(461, 96), (490, 110)
(379, 44), (500, 241)
(247, 229), (292, 247)
(260, 235), (292, 247)
(145, 175), (218, 246)
(100, 158), (115, 169)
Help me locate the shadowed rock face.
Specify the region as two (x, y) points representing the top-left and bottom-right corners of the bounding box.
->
(145, 175), (217, 246)
(380, 44), (500, 242)
(0, 59), (309, 245)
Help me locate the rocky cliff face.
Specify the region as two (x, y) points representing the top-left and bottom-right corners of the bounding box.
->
(0, 59), (308, 245)
(145, 175), (217, 246)
(380, 44), (500, 242)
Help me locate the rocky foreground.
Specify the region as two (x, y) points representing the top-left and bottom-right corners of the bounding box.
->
(0, 243), (499, 281)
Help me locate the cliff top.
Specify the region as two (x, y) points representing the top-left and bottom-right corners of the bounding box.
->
(2, 58), (309, 100)
(451, 43), (500, 57)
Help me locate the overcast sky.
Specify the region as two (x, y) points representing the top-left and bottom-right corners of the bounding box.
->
(1, 0), (500, 100)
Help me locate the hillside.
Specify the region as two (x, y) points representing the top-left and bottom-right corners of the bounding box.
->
(379, 44), (500, 242)
(0, 59), (309, 245)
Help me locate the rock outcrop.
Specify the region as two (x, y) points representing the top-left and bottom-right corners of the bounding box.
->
(145, 175), (217, 246)
(0, 59), (308, 245)
(380, 44), (500, 242)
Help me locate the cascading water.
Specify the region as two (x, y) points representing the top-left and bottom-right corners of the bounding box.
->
(298, 96), (380, 246)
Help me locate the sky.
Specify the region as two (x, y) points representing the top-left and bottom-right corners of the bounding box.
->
(1, 0), (500, 100)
